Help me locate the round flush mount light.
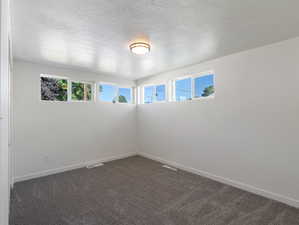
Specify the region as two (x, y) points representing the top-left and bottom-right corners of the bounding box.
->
(129, 42), (150, 55)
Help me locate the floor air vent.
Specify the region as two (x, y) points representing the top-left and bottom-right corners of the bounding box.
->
(162, 165), (178, 171)
(86, 162), (104, 169)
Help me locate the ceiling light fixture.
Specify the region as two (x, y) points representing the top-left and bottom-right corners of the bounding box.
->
(129, 42), (150, 55)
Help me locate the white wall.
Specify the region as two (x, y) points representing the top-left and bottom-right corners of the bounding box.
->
(11, 37), (299, 209)
(13, 60), (137, 181)
(137, 37), (299, 207)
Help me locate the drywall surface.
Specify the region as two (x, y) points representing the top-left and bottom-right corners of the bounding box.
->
(13, 60), (137, 181)
(137, 37), (299, 207)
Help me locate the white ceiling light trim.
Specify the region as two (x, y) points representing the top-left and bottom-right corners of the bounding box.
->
(130, 42), (151, 55)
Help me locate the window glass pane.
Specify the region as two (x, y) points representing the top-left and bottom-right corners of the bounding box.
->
(156, 85), (166, 101)
(119, 88), (132, 103)
(41, 76), (68, 101)
(99, 84), (118, 103)
(72, 82), (92, 101)
(72, 82), (84, 100)
(194, 74), (214, 98)
(175, 78), (192, 101)
(144, 86), (154, 104)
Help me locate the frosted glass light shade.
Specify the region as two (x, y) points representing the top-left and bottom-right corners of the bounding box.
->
(130, 42), (150, 55)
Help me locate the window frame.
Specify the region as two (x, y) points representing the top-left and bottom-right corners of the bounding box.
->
(40, 74), (70, 103)
(69, 80), (95, 103)
(143, 85), (155, 104)
(172, 70), (215, 102)
(142, 83), (168, 104)
(118, 86), (134, 104)
(98, 82), (134, 104)
(173, 76), (193, 102)
(193, 73), (215, 100)
(40, 75), (135, 104)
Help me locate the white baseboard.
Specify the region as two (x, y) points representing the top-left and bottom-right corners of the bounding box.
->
(13, 152), (137, 183)
(138, 152), (299, 209)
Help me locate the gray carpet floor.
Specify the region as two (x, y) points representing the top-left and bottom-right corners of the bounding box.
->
(10, 156), (299, 225)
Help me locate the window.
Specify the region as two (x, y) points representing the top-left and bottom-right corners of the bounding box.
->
(143, 84), (166, 104)
(41, 75), (137, 104)
(99, 84), (118, 103)
(118, 87), (132, 103)
(99, 83), (133, 104)
(71, 81), (93, 101)
(156, 85), (166, 102)
(40, 75), (68, 101)
(194, 74), (214, 98)
(144, 86), (155, 104)
(175, 78), (192, 101)
(174, 73), (214, 102)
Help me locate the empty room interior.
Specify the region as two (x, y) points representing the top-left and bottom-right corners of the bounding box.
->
(2, 0), (299, 224)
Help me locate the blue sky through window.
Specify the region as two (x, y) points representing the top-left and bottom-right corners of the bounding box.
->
(119, 88), (132, 103)
(156, 85), (166, 101)
(175, 78), (192, 101)
(194, 74), (214, 97)
(144, 86), (154, 104)
(99, 84), (117, 102)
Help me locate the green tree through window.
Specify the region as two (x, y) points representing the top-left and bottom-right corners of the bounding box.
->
(72, 82), (92, 101)
(118, 95), (128, 103)
(41, 77), (68, 101)
(202, 85), (214, 97)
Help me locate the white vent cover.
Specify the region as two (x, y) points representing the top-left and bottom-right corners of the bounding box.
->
(162, 165), (178, 171)
(86, 162), (104, 169)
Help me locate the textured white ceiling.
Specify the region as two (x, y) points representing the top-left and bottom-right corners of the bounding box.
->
(12, 0), (299, 80)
